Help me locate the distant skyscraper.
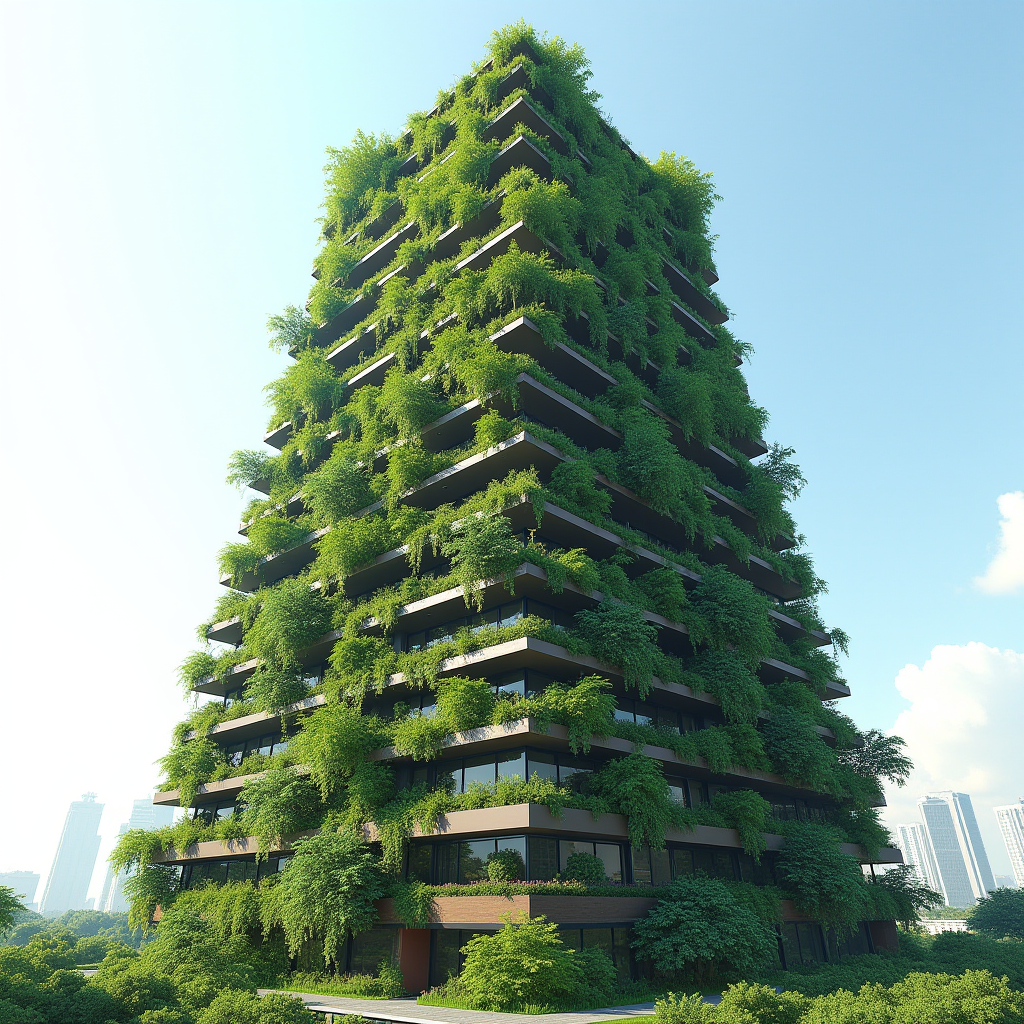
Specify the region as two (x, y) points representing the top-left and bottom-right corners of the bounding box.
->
(894, 822), (942, 892)
(994, 799), (1024, 889)
(38, 793), (104, 916)
(0, 871), (40, 910)
(995, 875), (1018, 890)
(99, 798), (175, 913)
(918, 792), (996, 906)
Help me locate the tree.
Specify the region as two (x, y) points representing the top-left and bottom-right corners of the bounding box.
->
(631, 876), (778, 987)
(969, 887), (1024, 941)
(0, 887), (25, 936)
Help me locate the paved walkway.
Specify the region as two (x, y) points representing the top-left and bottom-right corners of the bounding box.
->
(258, 992), (658, 1024)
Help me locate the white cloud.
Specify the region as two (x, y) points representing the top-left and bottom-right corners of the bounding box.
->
(975, 491), (1024, 595)
(883, 643), (1024, 873)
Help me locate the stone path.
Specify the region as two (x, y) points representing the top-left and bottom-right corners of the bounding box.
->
(258, 992), (659, 1024)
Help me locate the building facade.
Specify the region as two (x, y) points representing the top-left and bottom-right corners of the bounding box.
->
(894, 822), (941, 894)
(994, 799), (1024, 889)
(141, 30), (903, 989)
(38, 794), (103, 917)
(918, 792), (996, 906)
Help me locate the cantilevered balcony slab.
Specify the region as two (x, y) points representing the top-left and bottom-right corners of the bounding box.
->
(150, 804), (902, 867)
(165, 709), (841, 810)
(487, 135), (553, 186)
(431, 197), (504, 264)
(661, 259), (728, 326)
(323, 222), (419, 289)
(484, 96), (569, 155)
(403, 431), (564, 510)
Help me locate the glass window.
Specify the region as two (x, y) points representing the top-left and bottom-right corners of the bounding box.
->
(498, 601), (525, 628)
(462, 756), (496, 790)
(655, 707), (680, 734)
(225, 744), (244, 767)
(460, 840), (494, 883)
(631, 847), (652, 885)
(679, 713), (696, 733)
(435, 842), (459, 884)
(667, 784), (686, 807)
(634, 703), (655, 726)
(558, 927), (581, 950)
(528, 836), (558, 881)
(431, 930), (462, 988)
(652, 847), (671, 886)
(497, 750), (526, 781)
(559, 840), (594, 875)
(672, 847), (694, 877)
(780, 923), (801, 969)
(558, 756), (594, 785)
(595, 843), (623, 883)
(612, 927), (633, 980)
(494, 672), (525, 697)
(688, 780), (709, 807)
(350, 927), (398, 975)
(614, 697), (635, 724)
(796, 922), (826, 965)
(226, 860), (257, 883)
(526, 750), (558, 782)
(214, 803), (234, 820)
(407, 843), (431, 883)
(582, 928), (614, 959)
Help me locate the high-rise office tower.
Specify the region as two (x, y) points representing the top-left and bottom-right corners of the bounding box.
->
(0, 871), (41, 910)
(130, 27), (905, 986)
(894, 822), (941, 893)
(38, 793), (104, 916)
(99, 799), (175, 913)
(918, 792), (996, 906)
(994, 799), (1024, 889)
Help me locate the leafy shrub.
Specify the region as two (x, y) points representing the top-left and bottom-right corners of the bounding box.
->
(453, 912), (610, 1011)
(194, 989), (314, 1024)
(631, 876), (779, 986)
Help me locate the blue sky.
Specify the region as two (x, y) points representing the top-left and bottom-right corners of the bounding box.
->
(0, 0), (1020, 895)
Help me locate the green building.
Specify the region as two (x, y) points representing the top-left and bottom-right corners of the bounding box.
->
(133, 24), (908, 992)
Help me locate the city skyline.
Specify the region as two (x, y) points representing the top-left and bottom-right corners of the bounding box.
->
(917, 792), (996, 907)
(38, 794), (104, 917)
(893, 822), (942, 894)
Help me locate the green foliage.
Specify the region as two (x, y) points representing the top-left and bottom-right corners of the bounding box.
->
(762, 708), (836, 792)
(141, 22), (910, 981)
(632, 876), (779, 986)
(711, 790), (770, 859)
(969, 887), (1024, 941)
(587, 752), (689, 849)
(195, 988), (315, 1024)
(570, 603), (662, 694)
(0, 889), (24, 936)
(452, 912), (613, 1011)
(529, 674), (615, 752)
(775, 823), (870, 930)
(269, 830), (386, 967)
(243, 577), (332, 670)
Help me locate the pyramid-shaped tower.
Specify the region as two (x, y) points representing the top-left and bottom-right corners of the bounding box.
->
(134, 24), (907, 991)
